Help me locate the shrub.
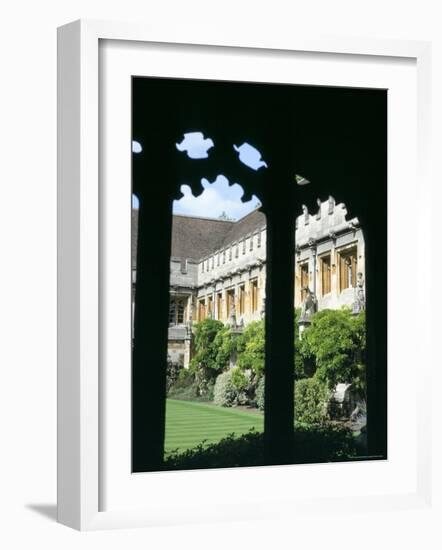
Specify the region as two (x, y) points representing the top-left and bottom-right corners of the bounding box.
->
(230, 366), (248, 391)
(236, 313), (305, 381)
(168, 368), (198, 400)
(162, 424), (357, 471)
(255, 376), (265, 411)
(213, 370), (241, 407)
(294, 377), (330, 425)
(236, 320), (265, 377)
(166, 358), (182, 394)
(213, 326), (238, 370)
(299, 309), (366, 392)
(190, 319), (227, 394)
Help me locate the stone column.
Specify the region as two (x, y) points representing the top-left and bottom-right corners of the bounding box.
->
(308, 239), (317, 297)
(329, 233), (338, 305)
(132, 182), (172, 472)
(184, 336), (192, 369)
(263, 198), (295, 465)
(212, 286), (216, 319)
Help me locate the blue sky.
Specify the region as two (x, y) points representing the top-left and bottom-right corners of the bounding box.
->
(132, 135), (265, 220)
(131, 176), (260, 220)
(173, 175), (260, 220)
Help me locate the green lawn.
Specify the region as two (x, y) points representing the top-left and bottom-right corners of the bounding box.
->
(165, 399), (264, 454)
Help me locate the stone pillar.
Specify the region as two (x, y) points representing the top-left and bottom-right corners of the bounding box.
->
(264, 202), (295, 465)
(309, 239), (317, 296)
(212, 286), (216, 319)
(132, 184), (172, 472)
(364, 225), (387, 458)
(329, 233), (338, 304)
(214, 287), (219, 320)
(187, 294), (194, 324)
(245, 277), (251, 320)
(183, 336), (192, 369)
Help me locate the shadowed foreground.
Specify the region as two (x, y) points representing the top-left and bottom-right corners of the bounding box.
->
(160, 398), (359, 471)
(163, 425), (357, 471)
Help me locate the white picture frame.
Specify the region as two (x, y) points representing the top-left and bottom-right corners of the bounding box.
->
(57, 19), (432, 531)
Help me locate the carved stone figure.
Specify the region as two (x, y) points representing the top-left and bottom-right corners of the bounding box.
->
(229, 300), (237, 328)
(302, 204), (309, 225)
(316, 198), (322, 220)
(352, 272), (366, 313)
(260, 297), (266, 320)
(300, 287), (317, 321)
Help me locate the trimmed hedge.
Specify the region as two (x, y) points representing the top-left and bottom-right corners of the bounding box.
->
(162, 424), (357, 471)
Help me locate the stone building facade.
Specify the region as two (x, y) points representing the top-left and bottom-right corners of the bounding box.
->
(132, 196), (365, 368)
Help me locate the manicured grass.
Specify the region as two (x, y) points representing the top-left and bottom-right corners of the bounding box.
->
(165, 399), (264, 454)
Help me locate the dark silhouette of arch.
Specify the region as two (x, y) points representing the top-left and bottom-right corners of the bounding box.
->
(132, 77), (386, 471)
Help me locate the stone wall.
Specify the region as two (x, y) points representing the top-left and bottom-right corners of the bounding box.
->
(192, 197), (364, 322)
(133, 197), (365, 365)
(170, 257), (198, 288)
(167, 341), (186, 367)
(197, 226), (267, 287)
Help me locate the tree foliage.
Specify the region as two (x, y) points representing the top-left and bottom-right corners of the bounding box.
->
(236, 320), (265, 377)
(235, 313), (305, 380)
(213, 369), (249, 407)
(294, 377), (330, 424)
(187, 309), (366, 406)
(213, 370), (238, 407)
(255, 376), (265, 411)
(190, 319), (227, 393)
(213, 325), (237, 370)
(166, 358), (182, 394)
(299, 308), (366, 391)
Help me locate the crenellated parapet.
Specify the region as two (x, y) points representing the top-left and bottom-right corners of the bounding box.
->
(296, 196), (358, 247)
(196, 197), (361, 290)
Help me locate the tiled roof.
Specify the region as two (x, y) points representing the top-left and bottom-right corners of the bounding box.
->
(132, 208), (265, 266)
(171, 214), (234, 261)
(221, 208), (266, 247)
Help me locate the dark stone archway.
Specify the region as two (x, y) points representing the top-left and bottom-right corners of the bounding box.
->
(132, 77), (387, 471)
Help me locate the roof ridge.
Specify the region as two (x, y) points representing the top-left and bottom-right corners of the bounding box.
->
(172, 213), (235, 223)
(220, 208), (266, 250)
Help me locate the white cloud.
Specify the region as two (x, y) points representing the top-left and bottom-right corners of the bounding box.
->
(173, 175), (260, 220)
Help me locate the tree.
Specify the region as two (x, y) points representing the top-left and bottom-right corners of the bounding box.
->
(236, 320), (265, 377)
(190, 319), (227, 393)
(213, 325), (237, 370)
(299, 308), (366, 392)
(294, 377), (330, 425)
(218, 211), (234, 221)
(236, 313), (305, 383)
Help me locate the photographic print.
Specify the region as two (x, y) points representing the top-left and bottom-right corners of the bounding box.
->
(131, 77), (387, 472)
